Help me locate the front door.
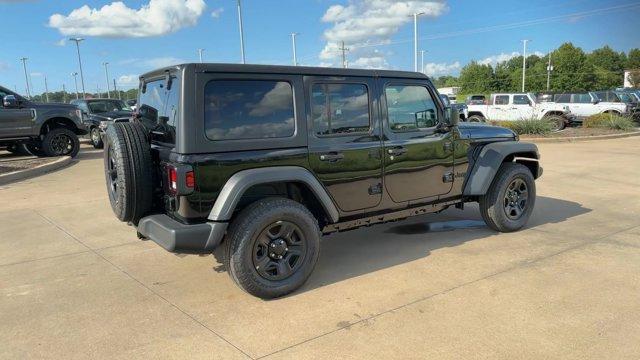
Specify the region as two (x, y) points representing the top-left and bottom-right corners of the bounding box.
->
(513, 94), (535, 120)
(0, 105), (34, 138)
(381, 80), (455, 203)
(306, 77), (383, 212)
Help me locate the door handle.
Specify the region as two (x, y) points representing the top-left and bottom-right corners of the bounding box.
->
(387, 147), (407, 156)
(319, 152), (344, 162)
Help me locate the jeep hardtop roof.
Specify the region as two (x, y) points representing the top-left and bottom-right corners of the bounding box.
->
(140, 63), (430, 81)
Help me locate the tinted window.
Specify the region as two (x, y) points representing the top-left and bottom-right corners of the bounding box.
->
(87, 100), (127, 113)
(554, 94), (570, 103)
(386, 85), (438, 131)
(513, 95), (530, 105)
(139, 78), (179, 145)
(571, 93), (592, 103)
(312, 83), (370, 136)
(205, 80), (295, 141)
(494, 95), (509, 105)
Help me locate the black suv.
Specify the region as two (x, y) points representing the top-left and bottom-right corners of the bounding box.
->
(0, 85), (85, 157)
(71, 98), (132, 148)
(104, 64), (542, 298)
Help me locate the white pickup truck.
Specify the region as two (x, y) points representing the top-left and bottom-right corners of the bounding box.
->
(467, 93), (575, 131)
(552, 92), (630, 119)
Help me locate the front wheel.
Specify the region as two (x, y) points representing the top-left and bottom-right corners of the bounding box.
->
(467, 114), (486, 123)
(224, 197), (321, 299)
(544, 115), (565, 132)
(479, 163), (536, 232)
(41, 128), (80, 157)
(90, 127), (104, 149)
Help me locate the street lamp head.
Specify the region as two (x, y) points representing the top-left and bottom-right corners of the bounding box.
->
(69, 37), (84, 42)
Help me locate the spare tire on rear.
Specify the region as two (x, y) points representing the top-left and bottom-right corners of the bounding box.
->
(104, 122), (153, 225)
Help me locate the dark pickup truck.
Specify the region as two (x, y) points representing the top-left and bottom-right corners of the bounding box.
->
(0, 85), (85, 157)
(104, 64), (542, 299)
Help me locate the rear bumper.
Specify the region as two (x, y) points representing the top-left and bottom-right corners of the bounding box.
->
(137, 214), (227, 253)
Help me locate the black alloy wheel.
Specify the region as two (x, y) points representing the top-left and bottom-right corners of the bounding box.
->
(503, 178), (529, 220)
(252, 221), (307, 281)
(50, 133), (74, 156)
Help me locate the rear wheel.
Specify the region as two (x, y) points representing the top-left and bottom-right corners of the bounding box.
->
(104, 122), (153, 225)
(90, 127), (104, 149)
(41, 128), (80, 157)
(480, 163), (536, 232)
(224, 197), (321, 299)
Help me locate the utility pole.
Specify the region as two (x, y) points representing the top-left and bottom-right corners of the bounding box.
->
(103, 62), (111, 99)
(69, 38), (86, 99)
(44, 76), (50, 103)
(198, 48), (205, 63)
(521, 39), (530, 92)
(236, 0), (246, 64)
(412, 12), (425, 72)
(72, 72), (79, 100)
(546, 50), (554, 91)
(20, 57), (31, 99)
(96, 84), (101, 99)
(290, 33), (299, 66)
(420, 50), (426, 73)
(62, 84), (67, 103)
(339, 41), (349, 68)
(113, 79), (121, 100)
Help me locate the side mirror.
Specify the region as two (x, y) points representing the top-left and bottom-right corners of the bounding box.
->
(592, 99), (599, 104)
(3, 95), (18, 108)
(447, 107), (459, 127)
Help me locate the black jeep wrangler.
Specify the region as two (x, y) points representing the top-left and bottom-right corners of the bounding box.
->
(0, 85), (85, 157)
(104, 64), (542, 299)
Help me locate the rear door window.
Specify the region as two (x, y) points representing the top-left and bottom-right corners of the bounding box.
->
(311, 83), (370, 136)
(204, 80), (295, 141)
(494, 95), (509, 105)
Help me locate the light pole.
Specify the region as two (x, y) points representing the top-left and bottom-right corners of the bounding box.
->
(546, 50), (554, 91)
(102, 62), (111, 99)
(236, 0), (246, 64)
(290, 33), (299, 66)
(198, 48), (205, 63)
(420, 50), (426, 73)
(113, 79), (120, 100)
(62, 84), (67, 103)
(339, 41), (349, 68)
(412, 12), (424, 72)
(521, 39), (530, 92)
(20, 57), (31, 99)
(69, 38), (86, 99)
(44, 76), (50, 103)
(72, 72), (79, 100)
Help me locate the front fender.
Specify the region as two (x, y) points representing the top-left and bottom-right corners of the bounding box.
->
(463, 141), (540, 196)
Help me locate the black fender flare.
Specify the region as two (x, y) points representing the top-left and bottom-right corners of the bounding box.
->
(463, 142), (541, 196)
(207, 166), (340, 223)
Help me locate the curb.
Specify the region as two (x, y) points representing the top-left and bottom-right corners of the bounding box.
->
(523, 130), (640, 143)
(0, 156), (72, 186)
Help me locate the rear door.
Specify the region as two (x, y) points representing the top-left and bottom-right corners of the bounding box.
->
(487, 95), (510, 120)
(381, 79), (455, 203)
(306, 76), (383, 212)
(0, 91), (34, 138)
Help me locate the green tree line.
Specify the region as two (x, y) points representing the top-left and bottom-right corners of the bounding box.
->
(29, 88), (139, 104)
(432, 43), (640, 94)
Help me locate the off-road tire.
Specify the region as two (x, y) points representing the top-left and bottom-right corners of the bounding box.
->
(23, 143), (45, 157)
(90, 127), (104, 149)
(104, 122), (153, 225)
(544, 115), (565, 132)
(468, 114), (486, 123)
(479, 163), (536, 232)
(41, 128), (80, 158)
(224, 197), (321, 299)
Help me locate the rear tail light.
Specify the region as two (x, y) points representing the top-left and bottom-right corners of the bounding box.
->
(185, 171), (195, 188)
(167, 166), (178, 195)
(165, 164), (195, 195)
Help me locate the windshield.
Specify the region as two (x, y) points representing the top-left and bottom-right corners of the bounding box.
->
(87, 100), (128, 113)
(138, 77), (179, 145)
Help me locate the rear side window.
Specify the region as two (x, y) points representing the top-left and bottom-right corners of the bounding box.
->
(204, 80), (295, 141)
(311, 83), (370, 136)
(554, 94), (571, 103)
(494, 95), (509, 105)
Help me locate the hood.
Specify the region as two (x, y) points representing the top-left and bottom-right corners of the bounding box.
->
(458, 122), (517, 141)
(91, 110), (133, 121)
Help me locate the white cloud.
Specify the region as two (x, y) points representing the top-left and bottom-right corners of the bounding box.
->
(423, 61), (460, 76)
(119, 56), (187, 69)
(210, 7), (223, 18)
(49, 0), (207, 38)
(54, 39), (66, 46)
(117, 74), (139, 86)
(30, 72), (43, 77)
(351, 56), (389, 69)
(0, 61), (9, 71)
(320, 0), (447, 64)
(478, 51), (545, 66)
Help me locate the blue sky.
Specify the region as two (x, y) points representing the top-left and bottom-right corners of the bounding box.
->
(0, 0), (638, 96)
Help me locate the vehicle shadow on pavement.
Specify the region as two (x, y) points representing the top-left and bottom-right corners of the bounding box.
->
(297, 196), (590, 294)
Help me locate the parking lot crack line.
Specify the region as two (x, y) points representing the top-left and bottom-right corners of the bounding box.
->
(257, 222), (640, 359)
(33, 210), (254, 360)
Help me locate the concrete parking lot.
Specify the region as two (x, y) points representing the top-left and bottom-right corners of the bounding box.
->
(1, 137), (639, 359)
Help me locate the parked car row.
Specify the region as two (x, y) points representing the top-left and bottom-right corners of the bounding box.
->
(537, 90), (639, 120)
(0, 83), (134, 157)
